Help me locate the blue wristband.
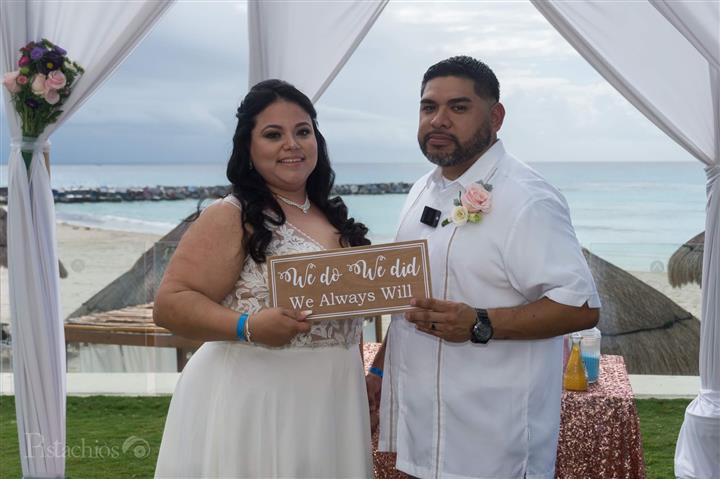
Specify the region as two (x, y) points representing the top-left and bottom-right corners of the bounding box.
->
(369, 366), (383, 378)
(236, 313), (249, 341)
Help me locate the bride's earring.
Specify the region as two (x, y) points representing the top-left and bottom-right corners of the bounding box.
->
(249, 161), (254, 171)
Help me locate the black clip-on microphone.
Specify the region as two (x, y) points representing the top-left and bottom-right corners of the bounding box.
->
(420, 206), (442, 228)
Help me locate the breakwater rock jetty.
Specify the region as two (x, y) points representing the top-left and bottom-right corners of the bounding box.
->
(0, 183), (413, 204)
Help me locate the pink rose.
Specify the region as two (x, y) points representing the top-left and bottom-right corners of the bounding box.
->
(3, 71), (20, 93)
(31, 73), (47, 96)
(45, 70), (67, 90)
(461, 183), (492, 213)
(18, 56), (30, 67)
(16, 75), (28, 85)
(44, 89), (60, 105)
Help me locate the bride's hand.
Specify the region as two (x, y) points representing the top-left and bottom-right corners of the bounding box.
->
(247, 308), (312, 347)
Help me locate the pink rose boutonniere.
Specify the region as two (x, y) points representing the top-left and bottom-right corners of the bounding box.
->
(441, 181), (493, 227)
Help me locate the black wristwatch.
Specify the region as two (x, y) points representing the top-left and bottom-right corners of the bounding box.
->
(470, 308), (493, 344)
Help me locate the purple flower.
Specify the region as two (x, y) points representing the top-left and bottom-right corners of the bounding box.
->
(24, 98), (39, 109)
(30, 47), (46, 60)
(38, 51), (63, 74)
(53, 45), (67, 56)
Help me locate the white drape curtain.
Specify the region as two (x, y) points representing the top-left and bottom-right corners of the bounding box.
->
(0, 1), (172, 476)
(248, 0), (388, 102)
(652, 0), (720, 70)
(531, 1), (720, 477)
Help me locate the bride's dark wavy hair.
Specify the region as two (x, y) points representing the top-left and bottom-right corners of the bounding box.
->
(227, 79), (370, 263)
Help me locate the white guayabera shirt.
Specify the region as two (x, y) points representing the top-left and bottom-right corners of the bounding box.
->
(379, 140), (601, 479)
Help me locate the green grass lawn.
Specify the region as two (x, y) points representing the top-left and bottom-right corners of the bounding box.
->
(0, 396), (690, 478)
(1, 396), (170, 479)
(636, 399), (691, 479)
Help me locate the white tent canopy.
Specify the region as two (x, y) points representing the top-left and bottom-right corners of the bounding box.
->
(248, 0), (387, 103)
(1, 1), (172, 476)
(2, 1), (717, 477)
(531, 2), (719, 477)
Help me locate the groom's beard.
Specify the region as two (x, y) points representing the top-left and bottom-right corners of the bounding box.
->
(419, 121), (492, 167)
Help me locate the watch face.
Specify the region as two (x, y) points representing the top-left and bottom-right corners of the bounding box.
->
(472, 321), (492, 343)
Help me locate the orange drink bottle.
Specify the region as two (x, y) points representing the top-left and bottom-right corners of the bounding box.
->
(563, 333), (588, 391)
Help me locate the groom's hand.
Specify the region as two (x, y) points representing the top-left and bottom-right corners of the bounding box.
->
(405, 298), (476, 342)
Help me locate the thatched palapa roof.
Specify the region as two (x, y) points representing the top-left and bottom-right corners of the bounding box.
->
(668, 231), (704, 288)
(583, 249), (699, 375)
(68, 210), (198, 318)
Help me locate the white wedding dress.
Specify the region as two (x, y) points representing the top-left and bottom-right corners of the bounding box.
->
(155, 196), (372, 478)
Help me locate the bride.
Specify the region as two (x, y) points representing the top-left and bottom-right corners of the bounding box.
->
(153, 79), (373, 478)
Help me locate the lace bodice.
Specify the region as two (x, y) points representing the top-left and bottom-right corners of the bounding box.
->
(219, 198), (363, 349)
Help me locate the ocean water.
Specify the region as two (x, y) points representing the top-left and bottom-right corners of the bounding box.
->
(0, 161), (708, 271)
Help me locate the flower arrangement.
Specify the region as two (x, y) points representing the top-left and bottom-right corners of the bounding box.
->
(3, 38), (84, 139)
(441, 181), (493, 227)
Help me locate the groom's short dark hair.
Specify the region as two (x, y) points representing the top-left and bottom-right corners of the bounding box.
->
(421, 56), (500, 102)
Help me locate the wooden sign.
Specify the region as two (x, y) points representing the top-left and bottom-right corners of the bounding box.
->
(267, 240), (432, 320)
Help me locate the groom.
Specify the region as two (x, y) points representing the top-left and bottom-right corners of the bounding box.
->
(367, 56), (601, 479)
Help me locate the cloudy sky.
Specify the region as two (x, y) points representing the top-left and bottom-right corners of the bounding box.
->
(0, 1), (695, 165)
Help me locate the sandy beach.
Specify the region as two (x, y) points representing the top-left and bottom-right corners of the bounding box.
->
(629, 271), (702, 320)
(1, 223), (161, 322)
(0, 222), (704, 373)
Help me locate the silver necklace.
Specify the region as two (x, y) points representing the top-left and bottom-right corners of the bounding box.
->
(275, 193), (311, 214)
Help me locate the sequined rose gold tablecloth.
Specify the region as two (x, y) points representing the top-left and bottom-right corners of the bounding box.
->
(362, 344), (646, 479)
(555, 355), (645, 479)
